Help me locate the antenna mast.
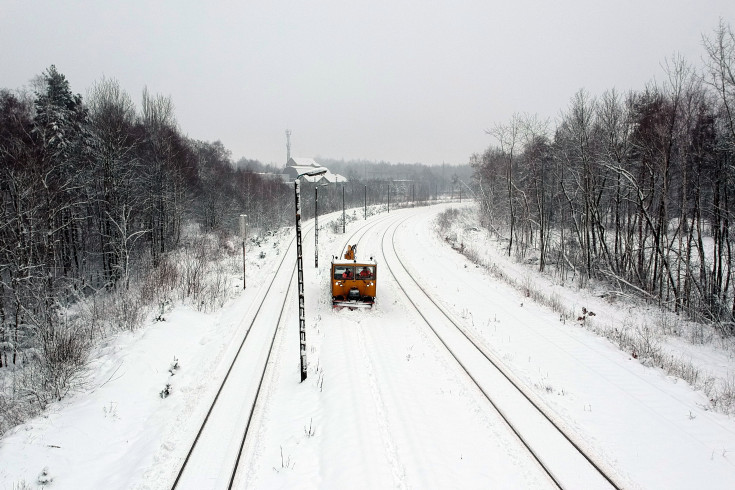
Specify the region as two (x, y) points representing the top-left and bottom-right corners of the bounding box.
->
(286, 129), (292, 163)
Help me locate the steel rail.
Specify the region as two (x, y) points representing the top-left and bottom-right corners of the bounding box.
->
(227, 256), (298, 488)
(380, 212), (623, 490)
(171, 222), (313, 489)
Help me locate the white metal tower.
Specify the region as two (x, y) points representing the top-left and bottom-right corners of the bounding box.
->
(286, 129), (292, 163)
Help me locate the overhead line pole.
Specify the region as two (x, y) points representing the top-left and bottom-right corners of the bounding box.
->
(239, 214), (247, 289)
(315, 186), (319, 268)
(293, 168), (326, 383)
(294, 180), (307, 382)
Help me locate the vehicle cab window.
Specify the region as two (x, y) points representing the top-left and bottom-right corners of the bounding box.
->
(358, 266), (375, 279)
(334, 266), (354, 280)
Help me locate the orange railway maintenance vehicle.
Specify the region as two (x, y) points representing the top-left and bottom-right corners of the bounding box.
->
(331, 244), (377, 308)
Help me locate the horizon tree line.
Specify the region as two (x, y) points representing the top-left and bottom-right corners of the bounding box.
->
(0, 66), (294, 370)
(472, 21), (735, 329)
(0, 65), (472, 373)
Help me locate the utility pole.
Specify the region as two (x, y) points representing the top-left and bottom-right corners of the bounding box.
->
(342, 185), (346, 233)
(364, 185), (367, 219)
(293, 168), (325, 383)
(388, 183), (390, 213)
(315, 186), (319, 267)
(294, 180), (307, 382)
(294, 182), (307, 381)
(239, 214), (247, 289)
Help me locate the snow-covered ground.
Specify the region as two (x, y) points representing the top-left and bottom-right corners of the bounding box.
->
(2, 202), (735, 489)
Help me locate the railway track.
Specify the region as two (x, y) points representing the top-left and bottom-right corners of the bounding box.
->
(170, 208), (395, 489)
(378, 211), (624, 490)
(170, 222), (313, 489)
(171, 203), (624, 488)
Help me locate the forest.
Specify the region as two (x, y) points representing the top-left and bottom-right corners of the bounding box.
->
(0, 65), (463, 433)
(472, 21), (735, 330)
(4, 19), (732, 439)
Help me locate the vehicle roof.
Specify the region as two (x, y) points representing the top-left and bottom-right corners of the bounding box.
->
(332, 258), (377, 266)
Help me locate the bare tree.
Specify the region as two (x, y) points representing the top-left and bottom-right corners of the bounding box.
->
(487, 114), (522, 255)
(87, 77), (145, 288)
(703, 20), (735, 150)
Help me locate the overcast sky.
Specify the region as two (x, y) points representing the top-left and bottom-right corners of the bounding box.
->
(2, 1), (733, 166)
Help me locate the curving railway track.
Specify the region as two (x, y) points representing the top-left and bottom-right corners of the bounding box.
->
(170, 204), (625, 489)
(326, 207), (623, 488)
(169, 211), (396, 489)
(377, 212), (624, 489)
(170, 221), (313, 489)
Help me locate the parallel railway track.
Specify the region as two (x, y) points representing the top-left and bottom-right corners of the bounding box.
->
(378, 211), (624, 490)
(171, 204), (624, 489)
(171, 211), (394, 489)
(171, 222), (312, 489)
